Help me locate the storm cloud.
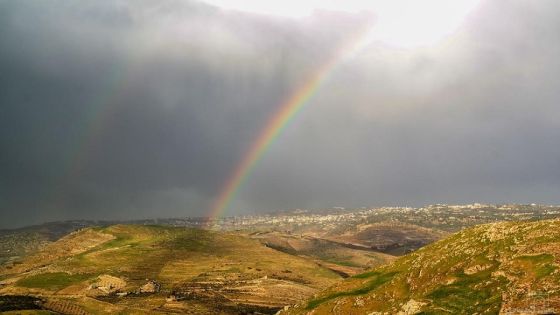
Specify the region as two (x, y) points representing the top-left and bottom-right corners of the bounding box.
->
(1, 0), (559, 228)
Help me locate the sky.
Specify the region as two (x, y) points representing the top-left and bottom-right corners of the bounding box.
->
(1, 0), (560, 228)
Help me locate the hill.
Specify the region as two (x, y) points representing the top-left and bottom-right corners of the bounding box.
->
(0, 221), (96, 265)
(250, 231), (395, 277)
(282, 219), (560, 314)
(3, 203), (558, 266)
(0, 225), (344, 314)
(319, 222), (448, 256)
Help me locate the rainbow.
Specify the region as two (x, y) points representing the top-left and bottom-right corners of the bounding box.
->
(209, 23), (374, 220)
(48, 63), (130, 208)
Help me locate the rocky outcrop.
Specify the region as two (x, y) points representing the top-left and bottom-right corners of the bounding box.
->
(139, 280), (160, 294)
(397, 299), (426, 315)
(88, 275), (127, 295)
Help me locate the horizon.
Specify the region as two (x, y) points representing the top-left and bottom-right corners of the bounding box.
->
(2, 202), (559, 230)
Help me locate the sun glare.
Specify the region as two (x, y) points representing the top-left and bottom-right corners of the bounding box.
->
(202, 0), (481, 47)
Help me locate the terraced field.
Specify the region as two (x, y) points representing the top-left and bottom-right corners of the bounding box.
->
(282, 219), (560, 314)
(0, 225), (342, 314)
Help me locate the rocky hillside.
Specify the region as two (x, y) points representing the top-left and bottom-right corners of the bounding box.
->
(283, 219), (560, 314)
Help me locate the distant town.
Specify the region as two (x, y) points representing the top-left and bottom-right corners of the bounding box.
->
(158, 203), (560, 232)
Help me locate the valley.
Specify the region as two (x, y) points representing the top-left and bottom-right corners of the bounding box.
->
(1, 204), (560, 314)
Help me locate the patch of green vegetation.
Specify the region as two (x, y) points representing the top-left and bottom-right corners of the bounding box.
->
(306, 271), (398, 309)
(319, 255), (362, 267)
(165, 229), (220, 252)
(487, 239), (513, 257)
(306, 263), (343, 280)
(533, 235), (560, 244)
(74, 231), (134, 261)
(427, 268), (504, 314)
(536, 264), (556, 278)
(516, 253), (554, 264)
(99, 233), (135, 249)
(326, 259), (361, 267)
(352, 270), (385, 279)
(16, 272), (93, 291)
(225, 267), (242, 273)
(516, 254), (555, 279)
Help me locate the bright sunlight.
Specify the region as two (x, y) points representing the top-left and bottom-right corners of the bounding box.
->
(202, 0), (481, 47)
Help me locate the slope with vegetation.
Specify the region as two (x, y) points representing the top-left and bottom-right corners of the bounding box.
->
(321, 221), (448, 256)
(0, 221), (97, 265)
(283, 219), (560, 314)
(0, 225), (343, 314)
(251, 231), (395, 277)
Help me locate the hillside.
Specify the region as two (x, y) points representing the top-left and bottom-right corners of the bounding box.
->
(320, 222), (448, 256)
(0, 225), (344, 314)
(2, 203), (558, 267)
(0, 221), (96, 265)
(283, 219), (560, 314)
(250, 231), (395, 277)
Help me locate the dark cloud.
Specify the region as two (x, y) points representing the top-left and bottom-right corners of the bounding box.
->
(1, 0), (559, 227)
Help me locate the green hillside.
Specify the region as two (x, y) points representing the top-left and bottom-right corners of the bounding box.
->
(283, 219), (560, 314)
(0, 225), (342, 314)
